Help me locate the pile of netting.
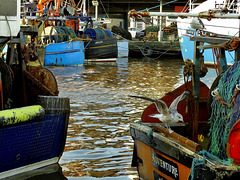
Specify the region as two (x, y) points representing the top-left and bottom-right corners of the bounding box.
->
(209, 61), (240, 160)
(190, 62), (240, 179)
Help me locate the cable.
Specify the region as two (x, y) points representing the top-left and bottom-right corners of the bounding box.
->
(99, 0), (110, 19)
(138, 0), (179, 12)
(0, 0), (13, 47)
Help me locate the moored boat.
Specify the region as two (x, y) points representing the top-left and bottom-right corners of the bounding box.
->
(130, 35), (240, 179)
(0, 0), (70, 178)
(22, 0), (118, 65)
(38, 25), (85, 66)
(129, 0), (240, 69)
(177, 0), (238, 69)
(83, 28), (118, 62)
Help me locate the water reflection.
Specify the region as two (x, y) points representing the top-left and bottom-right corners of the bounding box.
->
(48, 57), (187, 179)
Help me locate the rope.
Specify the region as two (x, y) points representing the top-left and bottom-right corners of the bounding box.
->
(212, 48), (220, 76)
(0, 1), (12, 38)
(212, 86), (240, 108)
(223, 37), (240, 52)
(111, 31), (177, 60)
(190, 150), (233, 179)
(183, 59), (193, 89)
(0, 0), (13, 52)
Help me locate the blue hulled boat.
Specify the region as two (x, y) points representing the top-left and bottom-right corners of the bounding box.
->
(0, 0), (70, 178)
(178, 27), (235, 68)
(43, 40), (85, 66)
(176, 0), (240, 69)
(0, 96), (69, 178)
(38, 25), (85, 66)
(22, 0), (118, 65)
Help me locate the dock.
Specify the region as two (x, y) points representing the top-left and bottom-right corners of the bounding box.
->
(128, 40), (181, 57)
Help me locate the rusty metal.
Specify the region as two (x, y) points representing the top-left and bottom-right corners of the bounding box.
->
(129, 9), (150, 18)
(136, 11), (240, 19)
(25, 66), (59, 96)
(223, 37), (240, 51)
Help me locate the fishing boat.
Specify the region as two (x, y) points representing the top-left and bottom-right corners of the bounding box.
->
(129, 0), (240, 69)
(38, 25), (85, 66)
(22, 0), (86, 66)
(0, 1), (70, 178)
(177, 0), (239, 69)
(130, 34), (240, 179)
(22, 0), (118, 65)
(83, 28), (118, 63)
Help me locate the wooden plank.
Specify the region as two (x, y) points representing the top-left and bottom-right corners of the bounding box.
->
(154, 124), (202, 152)
(190, 36), (230, 44)
(197, 44), (224, 49)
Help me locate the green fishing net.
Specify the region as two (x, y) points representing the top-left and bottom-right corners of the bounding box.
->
(208, 61), (240, 160)
(190, 62), (240, 179)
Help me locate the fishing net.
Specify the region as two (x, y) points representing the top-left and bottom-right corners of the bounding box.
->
(94, 28), (106, 40)
(208, 61), (240, 160)
(61, 26), (77, 40)
(190, 63), (240, 179)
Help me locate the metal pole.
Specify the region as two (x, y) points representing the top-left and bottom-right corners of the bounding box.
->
(148, 11), (240, 18)
(158, 0), (162, 41)
(95, 4), (98, 21)
(192, 40), (200, 142)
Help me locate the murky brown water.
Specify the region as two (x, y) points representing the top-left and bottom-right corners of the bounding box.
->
(48, 57), (216, 180)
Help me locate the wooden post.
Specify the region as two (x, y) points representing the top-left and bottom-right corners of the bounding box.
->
(235, 19), (240, 62)
(6, 44), (15, 66)
(17, 32), (27, 106)
(192, 40), (200, 142)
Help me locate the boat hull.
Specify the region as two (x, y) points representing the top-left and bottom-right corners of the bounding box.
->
(130, 123), (239, 180)
(131, 123), (194, 180)
(84, 38), (118, 59)
(177, 22), (235, 67)
(43, 41), (85, 66)
(0, 96), (70, 178)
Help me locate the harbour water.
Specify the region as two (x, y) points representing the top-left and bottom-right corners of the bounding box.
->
(47, 57), (217, 180)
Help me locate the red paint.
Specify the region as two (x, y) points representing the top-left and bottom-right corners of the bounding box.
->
(181, 34), (191, 38)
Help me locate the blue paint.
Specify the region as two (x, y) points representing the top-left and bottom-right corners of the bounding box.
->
(180, 29), (235, 65)
(44, 41), (85, 66)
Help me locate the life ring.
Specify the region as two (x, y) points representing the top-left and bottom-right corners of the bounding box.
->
(141, 45), (153, 56)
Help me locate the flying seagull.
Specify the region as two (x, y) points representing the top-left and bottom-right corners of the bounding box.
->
(129, 91), (190, 125)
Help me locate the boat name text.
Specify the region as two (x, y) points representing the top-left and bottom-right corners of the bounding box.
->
(95, 41), (103, 44)
(151, 151), (179, 179)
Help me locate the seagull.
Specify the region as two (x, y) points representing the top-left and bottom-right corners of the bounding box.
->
(129, 91), (190, 126)
(190, 17), (205, 30)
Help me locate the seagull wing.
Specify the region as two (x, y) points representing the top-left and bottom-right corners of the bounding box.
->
(169, 91), (190, 111)
(129, 95), (169, 115)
